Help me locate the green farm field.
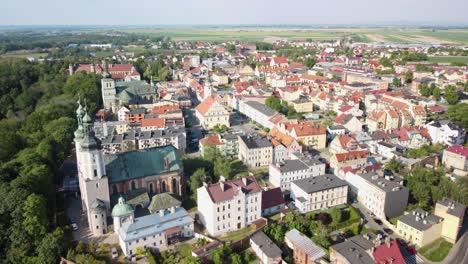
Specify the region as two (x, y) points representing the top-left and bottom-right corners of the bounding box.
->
(120, 27), (468, 44)
(428, 56), (468, 63)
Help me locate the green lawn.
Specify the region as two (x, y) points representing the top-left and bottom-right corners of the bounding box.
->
(419, 238), (453, 262)
(177, 243), (193, 258)
(428, 56), (468, 64)
(219, 225), (255, 242)
(92, 51), (115, 57)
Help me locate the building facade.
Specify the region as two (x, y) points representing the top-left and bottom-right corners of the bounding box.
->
(197, 176), (262, 237)
(238, 134), (273, 167)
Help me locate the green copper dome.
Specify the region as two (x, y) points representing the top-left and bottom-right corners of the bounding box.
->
(112, 197), (134, 218)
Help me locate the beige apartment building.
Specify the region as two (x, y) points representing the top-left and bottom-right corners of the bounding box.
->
(238, 134), (273, 168)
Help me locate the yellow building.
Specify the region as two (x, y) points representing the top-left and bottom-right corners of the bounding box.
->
(195, 95), (230, 129)
(434, 198), (466, 243)
(290, 98), (313, 113)
(281, 121), (326, 149)
(396, 209), (443, 248)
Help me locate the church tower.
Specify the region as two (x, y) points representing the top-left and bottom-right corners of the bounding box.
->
(74, 100), (111, 236)
(204, 76), (213, 99)
(101, 78), (116, 111)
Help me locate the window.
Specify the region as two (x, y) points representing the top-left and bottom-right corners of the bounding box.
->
(95, 215), (98, 219)
(95, 183), (99, 188)
(96, 226), (99, 229)
(94, 169), (98, 177)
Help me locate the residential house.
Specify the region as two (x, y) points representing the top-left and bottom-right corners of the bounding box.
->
(329, 134), (359, 154)
(434, 198), (466, 243)
(290, 175), (348, 214)
(195, 95), (230, 129)
(261, 187), (286, 216)
(250, 231), (283, 264)
(442, 145), (468, 176)
(345, 170), (408, 219)
(426, 120), (466, 146)
(335, 114), (363, 132)
(330, 233), (377, 264)
(268, 128), (302, 162)
(197, 176), (262, 236)
(200, 133), (239, 159)
(269, 154), (326, 191)
(396, 209), (444, 248)
(238, 134), (273, 167)
(281, 121), (327, 149)
(330, 150), (368, 171)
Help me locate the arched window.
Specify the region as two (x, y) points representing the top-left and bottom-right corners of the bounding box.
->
(149, 183), (154, 194)
(161, 181), (167, 193)
(112, 184), (118, 194)
(131, 180), (136, 190)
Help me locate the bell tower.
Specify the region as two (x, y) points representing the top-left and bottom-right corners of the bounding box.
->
(74, 100), (111, 236)
(101, 78), (116, 111)
(204, 76), (213, 99)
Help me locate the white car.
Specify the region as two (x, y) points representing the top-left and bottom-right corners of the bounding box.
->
(71, 223), (78, 231)
(111, 247), (118, 259)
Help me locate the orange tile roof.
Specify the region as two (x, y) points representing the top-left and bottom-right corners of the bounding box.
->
(195, 96), (216, 116)
(335, 150), (368, 162)
(269, 128), (295, 148)
(151, 105), (180, 115)
(200, 134), (224, 146)
(141, 118), (165, 128)
(285, 121), (326, 137)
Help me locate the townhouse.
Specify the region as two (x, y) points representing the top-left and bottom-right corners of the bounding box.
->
(280, 121), (327, 149)
(195, 95), (230, 129)
(344, 171), (408, 219)
(238, 134), (273, 167)
(442, 145), (468, 176)
(330, 150), (368, 171)
(426, 120), (466, 146)
(197, 176), (262, 237)
(199, 133), (239, 159)
(396, 209), (444, 248)
(269, 154), (326, 191)
(290, 175), (348, 214)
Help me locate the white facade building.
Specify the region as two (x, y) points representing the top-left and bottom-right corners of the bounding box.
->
(426, 120), (466, 146)
(197, 176), (262, 237)
(269, 153), (326, 191)
(345, 171), (409, 219)
(290, 175), (348, 214)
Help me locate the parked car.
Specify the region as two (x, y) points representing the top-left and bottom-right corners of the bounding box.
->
(71, 222), (78, 231)
(111, 247), (118, 259)
(374, 218), (383, 225)
(383, 228), (393, 235)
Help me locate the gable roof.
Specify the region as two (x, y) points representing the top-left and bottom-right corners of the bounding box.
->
(334, 150), (368, 162)
(286, 229), (326, 261)
(204, 176), (262, 203)
(372, 240), (406, 264)
(195, 96), (216, 116)
(261, 187), (285, 210)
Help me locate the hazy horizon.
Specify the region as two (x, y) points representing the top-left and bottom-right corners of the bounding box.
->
(3, 0), (468, 26)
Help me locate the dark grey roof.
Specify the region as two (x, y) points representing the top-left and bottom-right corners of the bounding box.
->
(239, 134), (272, 149)
(437, 198), (466, 218)
(331, 234), (376, 264)
(358, 172), (407, 193)
(399, 209), (442, 231)
(275, 159), (309, 173)
(291, 174), (347, 194)
(328, 125), (346, 130)
(250, 231), (282, 259)
(245, 101), (277, 117)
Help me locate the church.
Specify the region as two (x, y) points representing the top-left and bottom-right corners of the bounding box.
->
(74, 100), (184, 237)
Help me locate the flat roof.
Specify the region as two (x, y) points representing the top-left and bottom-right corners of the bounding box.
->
(291, 174), (347, 194)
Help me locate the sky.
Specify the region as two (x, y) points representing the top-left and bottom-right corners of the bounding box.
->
(2, 0), (468, 26)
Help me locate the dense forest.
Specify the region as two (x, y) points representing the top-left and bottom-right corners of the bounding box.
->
(0, 57), (101, 263)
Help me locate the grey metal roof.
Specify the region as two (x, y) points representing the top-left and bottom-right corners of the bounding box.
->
(358, 172), (407, 193)
(245, 101), (277, 117)
(118, 207), (193, 242)
(275, 159), (309, 173)
(239, 134), (272, 149)
(292, 174), (347, 194)
(399, 209), (442, 231)
(250, 231), (282, 259)
(437, 198), (466, 218)
(285, 229), (326, 261)
(331, 234), (376, 264)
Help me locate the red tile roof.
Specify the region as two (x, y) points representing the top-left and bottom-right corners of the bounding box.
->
(446, 145), (468, 158)
(334, 150), (368, 162)
(261, 188), (285, 210)
(372, 240), (406, 264)
(205, 176), (262, 203)
(200, 134), (224, 146)
(272, 57), (288, 64)
(284, 122), (326, 137)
